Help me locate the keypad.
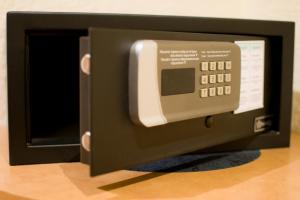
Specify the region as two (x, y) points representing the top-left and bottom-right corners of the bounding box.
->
(201, 75), (208, 84)
(217, 61), (224, 70)
(209, 75), (216, 84)
(201, 62), (209, 71)
(225, 73), (231, 82)
(224, 86), (231, 95)
(217, 74), (224, 83)
(200, 88), (208, 97)
(209, 87), (216, 96)
(217, 86), (224, 95)
(209, 62), (217, 71)
(225, 61), (232, 70)
(199, 60), (232, 98)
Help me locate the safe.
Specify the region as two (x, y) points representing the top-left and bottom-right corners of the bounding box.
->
(7, 12), (294, 176)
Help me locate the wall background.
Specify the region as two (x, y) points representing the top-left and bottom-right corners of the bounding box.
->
(0, 0), (300, 127)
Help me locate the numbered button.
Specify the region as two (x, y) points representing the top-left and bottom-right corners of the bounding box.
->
(201, 62), (209, 71)
(201, 75), (208, 84)
(217, 86), (224, 95)
(225, 86), (231, 95)
(209, 62), (217, 71)
(209, 87), (216, 96)
(209, 75), (216, 83)
(225, 61), (232, 70)
(200, 88), (208, 98)
(225, 73), (231, 82)
(217, 74), (224, 83)
(217, 61), (224, 70)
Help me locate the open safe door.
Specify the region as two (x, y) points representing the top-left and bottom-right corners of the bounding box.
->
(79, 27), (268, 176)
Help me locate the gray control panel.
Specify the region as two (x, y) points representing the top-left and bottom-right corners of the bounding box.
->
(129, 40), (241, 127)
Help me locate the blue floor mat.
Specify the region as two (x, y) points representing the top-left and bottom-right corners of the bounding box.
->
(130, 150), (260, 172)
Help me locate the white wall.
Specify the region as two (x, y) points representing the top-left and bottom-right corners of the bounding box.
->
(1, 0), (300, 125)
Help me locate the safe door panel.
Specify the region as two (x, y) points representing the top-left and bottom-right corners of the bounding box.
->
(81, 28), (271, 176)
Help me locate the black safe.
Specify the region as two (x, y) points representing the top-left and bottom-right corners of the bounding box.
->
(7, 12), (294, 176)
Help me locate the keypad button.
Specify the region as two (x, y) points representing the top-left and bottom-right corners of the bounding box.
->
(209, 75), (216, 84)
(225, 73), (231, 82)
(217, 87), (224, 95)
(209, 87), (216, 96)
(217, 61), (224, 70)
(217, 74), (224, 83)
(201, 62), (209, 71)
(200, 88), (208, 98)
(225, 61), (232, 70)
(225, 86), (231, 95)
(209, 62), (217, 71)
(201, 75), (208, 84)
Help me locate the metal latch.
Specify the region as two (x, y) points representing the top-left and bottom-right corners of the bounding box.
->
(254, 115), (273, 133)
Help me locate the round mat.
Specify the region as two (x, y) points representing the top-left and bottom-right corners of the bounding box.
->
(130, 150), (261, 172)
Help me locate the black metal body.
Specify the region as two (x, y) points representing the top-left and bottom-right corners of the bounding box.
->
(6, 12), (294, 169)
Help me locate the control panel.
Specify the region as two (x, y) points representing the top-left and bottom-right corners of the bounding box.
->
(129, 40), (241, 127)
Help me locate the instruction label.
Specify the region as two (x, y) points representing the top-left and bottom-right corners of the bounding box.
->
(159, 49), (232, 65)
(234, 40), (265, 114)
(159, 49), (199, 65)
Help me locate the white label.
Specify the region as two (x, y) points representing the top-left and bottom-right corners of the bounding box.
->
(234, 40), (265, 114)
